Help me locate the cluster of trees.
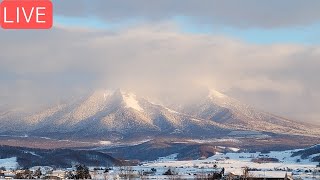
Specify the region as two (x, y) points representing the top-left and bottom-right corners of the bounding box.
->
(13, 165), (92, 179)
(33, 168), (42, 179)
(75, 164), (91, 179)
(0, 167), (43, 179)
(66, 164), (91, 179)
(163, 166), (224, 180)
(14, 169), (33, 179)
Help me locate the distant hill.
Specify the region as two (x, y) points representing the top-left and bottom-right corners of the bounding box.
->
(0, 146), (120, 168)
(291, 144), (320, 162)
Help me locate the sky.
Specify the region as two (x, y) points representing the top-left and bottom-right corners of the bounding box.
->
(0, 0), (320, 124)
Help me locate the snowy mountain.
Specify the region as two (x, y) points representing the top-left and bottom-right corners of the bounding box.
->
(178, 89), (320, 136)
(1, 89), (230, 140)
(0, 88), (319, 141)
(0, 108), (31, 132)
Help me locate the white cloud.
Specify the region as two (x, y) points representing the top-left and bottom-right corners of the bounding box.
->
(0, 24), (319, 123)
(233, 78), (304, 94)
(54, 0), (320, 28)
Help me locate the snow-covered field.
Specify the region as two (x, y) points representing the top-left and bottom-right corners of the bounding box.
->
(102, 149), (320, 179)
(0, 148), (319, 179)
(0, 157), (18, 170)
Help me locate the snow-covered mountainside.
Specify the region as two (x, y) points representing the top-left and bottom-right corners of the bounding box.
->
(0, 89), (319, 140)
(0, 89), (230, 140)
(178, 89), (320, 136)
(0, 108), (31, 132)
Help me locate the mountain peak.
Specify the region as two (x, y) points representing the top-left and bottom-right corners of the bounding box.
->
(208, 89), (228, 99)
(121, 91), (144, 112)
(103, 90), (114, 101)
(104, 88), (144, 112)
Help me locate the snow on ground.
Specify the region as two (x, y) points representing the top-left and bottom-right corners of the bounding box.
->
(203, 150), (318, 175)
(228, 147), (240, 152)
(250, 171), (291, 178)
(187, 138), (241, 144)
(156, 153), (178, 162)
(99, 141), (112, 145)
(109, 149), (319, 179)
(24, 151), (41, 157)
(0, 157), (18, 170)
(0, 149), (318, 179)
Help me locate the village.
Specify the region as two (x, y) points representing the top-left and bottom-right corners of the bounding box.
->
(0, 149), (319, 180)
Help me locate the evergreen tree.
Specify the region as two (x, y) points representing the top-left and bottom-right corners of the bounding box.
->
(163, 168), (174, 175)
(75, 164), (91, 179)
(66, 171), (75, 179)
(34, 168), (42, 178)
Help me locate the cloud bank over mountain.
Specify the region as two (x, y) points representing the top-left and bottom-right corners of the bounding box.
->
(1, 1), (320, 124)
(0, 23), (319, 123)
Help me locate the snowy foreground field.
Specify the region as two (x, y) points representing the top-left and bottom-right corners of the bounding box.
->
(102, 150), (320, 179)
(0, 148), (319, 179)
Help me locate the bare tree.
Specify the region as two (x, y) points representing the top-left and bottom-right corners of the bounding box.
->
(225, 173), (236, 180)
(119, 165), (135, 179)
(242, 166), (249, 180)
(138, 170), (148, 180)
(33, 168), (42, 179)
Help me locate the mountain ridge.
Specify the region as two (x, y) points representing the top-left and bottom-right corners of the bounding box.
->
(0, 88), (319, 141)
